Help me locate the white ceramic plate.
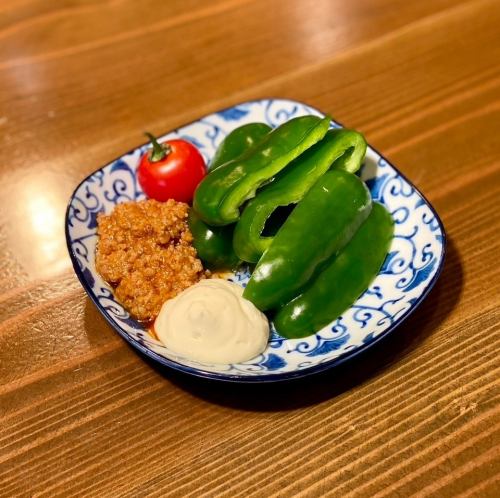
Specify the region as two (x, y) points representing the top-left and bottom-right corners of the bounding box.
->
(65, 98), (446, 382)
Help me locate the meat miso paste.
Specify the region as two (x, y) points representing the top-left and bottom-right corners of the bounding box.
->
(96, 199), (206, 322)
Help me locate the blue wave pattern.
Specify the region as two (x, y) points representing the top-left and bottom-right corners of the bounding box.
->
(66, 99), (445, 378)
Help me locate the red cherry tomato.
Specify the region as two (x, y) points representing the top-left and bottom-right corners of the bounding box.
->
(137, 133), (206, 203)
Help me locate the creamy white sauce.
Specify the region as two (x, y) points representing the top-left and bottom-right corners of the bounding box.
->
(155, 279), (269, 364)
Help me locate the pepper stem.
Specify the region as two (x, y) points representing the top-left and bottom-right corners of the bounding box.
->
(145, 132), (170, 162)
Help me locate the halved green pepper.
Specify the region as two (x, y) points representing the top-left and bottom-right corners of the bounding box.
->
(243, 170), (372, 311)
(188, 210), (239, 270)
(233, 129), (367, 262)
(274, 202), (394, 338)
(189, 123), (271, 269)
(210, 123), (272, 171)
(193, 115), (331, 226)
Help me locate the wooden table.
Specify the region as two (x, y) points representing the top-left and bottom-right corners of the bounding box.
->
(1, 0), (499, 496)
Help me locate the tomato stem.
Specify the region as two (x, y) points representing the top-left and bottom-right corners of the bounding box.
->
(145, 132), (170, 162)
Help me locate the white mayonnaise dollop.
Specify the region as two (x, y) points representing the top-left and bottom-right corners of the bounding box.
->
(155, 279), (269, 364)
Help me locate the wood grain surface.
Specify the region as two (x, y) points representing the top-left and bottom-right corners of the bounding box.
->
(1, 0), (499, 496)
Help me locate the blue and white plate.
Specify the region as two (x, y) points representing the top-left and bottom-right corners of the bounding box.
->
(65, 98), (446, 382)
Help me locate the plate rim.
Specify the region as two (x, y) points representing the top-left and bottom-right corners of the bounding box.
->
(65, 97), (447, 383)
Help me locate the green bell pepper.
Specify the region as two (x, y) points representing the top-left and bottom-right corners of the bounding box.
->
(189, 122), (272, 269)
(209, 123), (272, 171)
(243, 170), (372, 311)
(233, 129), (367, 262)
(193, 115), (331, 226)
(274, 202), (394, 338)
(188, 210), (240, 270)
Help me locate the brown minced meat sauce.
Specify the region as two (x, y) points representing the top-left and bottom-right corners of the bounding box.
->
(95, 199), (207, 322)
